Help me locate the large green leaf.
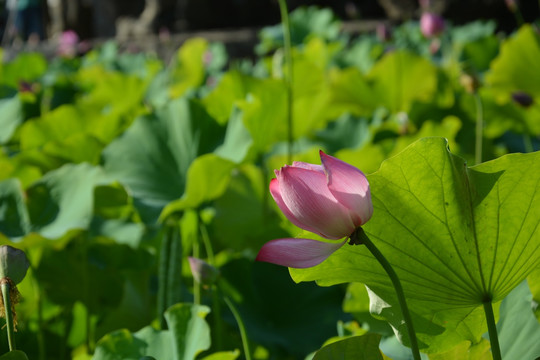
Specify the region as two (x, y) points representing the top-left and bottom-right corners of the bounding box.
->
(0, 163), (107, 240)
(27, 163), (106, 239)
(486, 25), (540, 100)
(160, 154), (236, 219)
(169, 38), (208, 98)
(497, 280), (540, 359)
(0, 179), (31, 238)
(92, 303), (211, 360)
(202, 71), (287, 153)
(291, 137), (540, 352)
(0, 351), (29, 360)
(368, 50), (437, 113)
(102, 97), (224, 220)
(0, 92), (23, 144)
(0, 53), (47, 88)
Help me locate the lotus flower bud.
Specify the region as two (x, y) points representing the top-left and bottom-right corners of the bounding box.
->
(420, 12), (445, 38)
(0, 246), (29, 285)
(256, 151), (373, 268)
(188, 257), (219, 286)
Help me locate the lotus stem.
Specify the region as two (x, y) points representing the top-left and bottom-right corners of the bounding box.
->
(223, 295), (252, 360)
(278, 0), (294, 163)
(356, 228), (421, 360)
(1, 278), (16, 351)
(474, 93), (484, 165)
(483, 300), (502, 360)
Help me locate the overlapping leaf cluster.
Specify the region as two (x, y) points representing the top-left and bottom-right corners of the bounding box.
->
(0, 7), (539, 360)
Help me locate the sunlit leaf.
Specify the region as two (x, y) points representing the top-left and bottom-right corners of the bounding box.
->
(160, 154), (236, 220)
(486, 25), (540, 100)
(169, 38), (209, 98)
(368, 50), (437, 113)
(292, 137), (540, 352)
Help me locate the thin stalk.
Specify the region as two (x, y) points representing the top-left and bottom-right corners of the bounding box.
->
(167, 226), (183, 307)
(523, 134), (533, 153)
(1, 279), (15, 351)
(157, 226), (173, 328)
(278, 0), (294, 163)
(355, 228), (421, 360)
(483, 300), (502, 360)
(199, 222), (214, 264)
(35, 278), (45, 360)
(474, 93), (484, 165)
(223, 295), (252, 360)
(192, 235), (201, 306)
(199, 220), (223, 350)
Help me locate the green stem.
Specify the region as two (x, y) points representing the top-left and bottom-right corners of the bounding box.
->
(167, 225), (183, 307)
(483, 300), (502, 360)
(523, 134), (533, 153)
(278, 0), (294, 164)
(199, 221), (214, 264)
(1, 279), (16, 351)
(157, 226), (173, 328)
(355, 228), (421, 360)
(474, 93), (484, 165)
(199, 219), (223, 350)
(192, 234), (201, 306)
(223, 295), (252, 360)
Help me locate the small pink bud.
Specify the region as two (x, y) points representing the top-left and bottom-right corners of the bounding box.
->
(376, 23), (392, 42)
(188, 257), (219, 286)
(420, 12), (445, 38)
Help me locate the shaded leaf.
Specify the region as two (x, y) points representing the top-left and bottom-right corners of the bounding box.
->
(102, 97), (224, 221)
(313, 334), (384, 360)
(486, 25), (540, 100)
(93, 304), (211, 360)
(497, 280), (540, 360)
(160, 154), (235, 219)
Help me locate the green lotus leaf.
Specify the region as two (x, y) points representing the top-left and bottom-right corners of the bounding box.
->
(486, 24), (540, 101)
(291, 137), (540, 352)
(368, 50), (437, 113)
(93, 303), (211, 360)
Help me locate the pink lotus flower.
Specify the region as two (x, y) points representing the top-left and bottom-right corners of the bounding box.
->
(58, 30), (80, 58)
(256, 151), (372, 268)
(420, 12), (445, 38)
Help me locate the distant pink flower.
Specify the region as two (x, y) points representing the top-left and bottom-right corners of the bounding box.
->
(376, 23), (392, 42)
(420, 12), (445, 38)
(58, 30), (79, 58)
(256, 151), (373, 268)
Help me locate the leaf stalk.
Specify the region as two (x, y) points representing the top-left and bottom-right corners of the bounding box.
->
(355, 228), (421, 360)
(483, 300), (502, 360)
(1, 279), (16, 351)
